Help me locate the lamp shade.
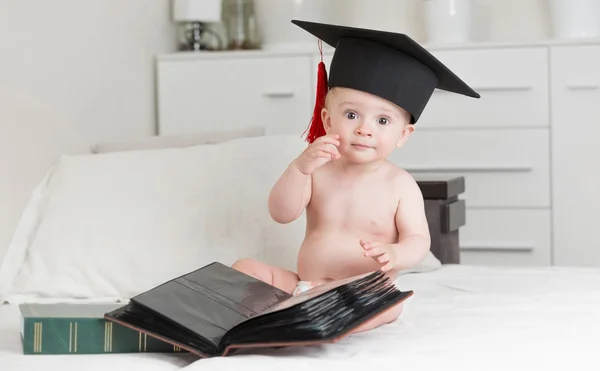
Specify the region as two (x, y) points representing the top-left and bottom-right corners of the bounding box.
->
(173, 0), (222, 22)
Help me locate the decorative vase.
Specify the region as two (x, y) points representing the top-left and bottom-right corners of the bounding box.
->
(549, 0), (600, 39)
(342, 0), (415, 34)
(423, 0), (472, 44)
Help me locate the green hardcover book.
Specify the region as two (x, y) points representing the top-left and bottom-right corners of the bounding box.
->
(20, 303), (187, 355)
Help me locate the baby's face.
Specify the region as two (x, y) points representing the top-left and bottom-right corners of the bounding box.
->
(321, 87), (414, 164)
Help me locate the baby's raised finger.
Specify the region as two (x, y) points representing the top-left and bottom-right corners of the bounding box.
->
(361, 240), (382, 250)
(377, 253), (390, 264)
(316, 143), (339, 156)
(311, 150), (335, 161)
(380, 261), (394, 272)
(313, 150), (335, 160)
(364, 246), (384, 257)
(315, 135), (341, 147)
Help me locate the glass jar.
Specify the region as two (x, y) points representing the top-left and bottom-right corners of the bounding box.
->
(423, 0), (472, 44)
(254, 0), (332, 48)
(550, 0), (600, 39)
(223, 0), (261, 50)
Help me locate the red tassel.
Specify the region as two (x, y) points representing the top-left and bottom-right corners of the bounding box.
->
(304, 41), (329, 144)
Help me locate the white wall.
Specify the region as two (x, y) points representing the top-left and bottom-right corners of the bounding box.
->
(0, 0), (177, 143)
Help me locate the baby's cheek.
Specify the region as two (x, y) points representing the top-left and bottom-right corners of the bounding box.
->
(339, 141), (351, 154)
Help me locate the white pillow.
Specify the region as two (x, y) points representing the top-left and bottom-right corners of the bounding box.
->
(0, 89), (90, 269)
(3, 135), (307, 303)
(92, 126), (265, 153)
(2, 135), (440, 303)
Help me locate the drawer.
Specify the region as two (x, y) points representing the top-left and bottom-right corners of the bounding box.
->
(389, 128), (550, 208)
(550, 45), (600, 267)
(157, 55), (313, 136)
(319, 47), (549, 129)
(422, 47), (549, 129)
(551, 44), (600, 90)
(459, 208), (552, 267)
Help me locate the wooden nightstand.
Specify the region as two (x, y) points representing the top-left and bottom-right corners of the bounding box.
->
(418, 176), (466, 265)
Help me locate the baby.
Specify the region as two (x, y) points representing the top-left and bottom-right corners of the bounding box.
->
(232, 20), (479, 334)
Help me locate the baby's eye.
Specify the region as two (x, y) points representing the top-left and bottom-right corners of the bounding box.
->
(378, 117), (390, 125)
(346, 111), (357, 120)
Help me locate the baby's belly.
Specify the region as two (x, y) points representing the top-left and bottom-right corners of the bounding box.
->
(296, 229), (385, 281)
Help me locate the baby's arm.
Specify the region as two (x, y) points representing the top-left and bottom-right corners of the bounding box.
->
(362, 171), (432, 273)
(392, 173), (431, 271)
(268, 161), (312, 223)
(268, 134), (340, 224)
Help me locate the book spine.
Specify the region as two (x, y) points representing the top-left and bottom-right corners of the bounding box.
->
(21, 318), (187, 355)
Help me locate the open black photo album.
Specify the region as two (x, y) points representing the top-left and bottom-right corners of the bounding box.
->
(104, 262), (413, 358)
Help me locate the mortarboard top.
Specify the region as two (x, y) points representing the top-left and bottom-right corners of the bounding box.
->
(292, 20), (480, 142)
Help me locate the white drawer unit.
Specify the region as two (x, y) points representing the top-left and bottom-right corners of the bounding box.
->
(460, 209), (552, 266)
(157, 52), (313, 136)
(391, 128), (551, 208)
(317, 47), (549, 129)
(155, 39), (600, 268)
(421, 47), (549, 129)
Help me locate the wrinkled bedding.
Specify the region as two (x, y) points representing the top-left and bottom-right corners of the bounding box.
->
(2, 265), (599, 371)
(181, 265), (600, 371)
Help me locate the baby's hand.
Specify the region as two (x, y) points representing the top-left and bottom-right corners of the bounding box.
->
(294, 134), (341, 175)
(360, 240), (398, 273)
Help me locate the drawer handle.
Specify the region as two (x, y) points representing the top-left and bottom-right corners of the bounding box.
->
(263, 91), (295, 98)
(405, 164), (533, 173)
(461, 242), (534, 252)
(566, 83), (599, 91)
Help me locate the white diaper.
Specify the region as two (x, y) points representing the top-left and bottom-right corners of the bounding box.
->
(293, 281), (318, 296)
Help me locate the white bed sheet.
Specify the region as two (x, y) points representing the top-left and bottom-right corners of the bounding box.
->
(2, 265), (599, 371)
(182, 265), (600, 371)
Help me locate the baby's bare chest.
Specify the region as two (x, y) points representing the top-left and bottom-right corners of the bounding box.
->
(309, 176), (399, 235)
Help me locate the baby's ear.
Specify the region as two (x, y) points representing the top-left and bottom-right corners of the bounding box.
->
(396, 124), (415, 148)
(321, 108), (332, 133)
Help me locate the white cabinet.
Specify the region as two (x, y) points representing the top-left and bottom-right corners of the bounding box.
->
(154, 41), (600, 268)
(156, 51), (313, 136)
(395, 128), (551, 209)
(318, 48), (550, 129)
(550, 44), (600, 267)
(460, 209), (552, 267)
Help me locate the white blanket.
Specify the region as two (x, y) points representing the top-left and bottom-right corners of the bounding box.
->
(3, 265), (599, 371)
(181, 265), (600, 371)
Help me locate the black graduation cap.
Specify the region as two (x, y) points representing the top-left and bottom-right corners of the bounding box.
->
(292, 20), (480, 143)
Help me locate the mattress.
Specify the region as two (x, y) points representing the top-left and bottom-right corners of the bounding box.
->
(2, 265), (599, 371)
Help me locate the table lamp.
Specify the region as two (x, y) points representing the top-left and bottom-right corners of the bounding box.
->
(173, 0), (223, 51)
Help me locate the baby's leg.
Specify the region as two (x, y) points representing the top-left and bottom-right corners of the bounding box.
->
(231, 258), (300, 295)
(349, 302), (404, 334)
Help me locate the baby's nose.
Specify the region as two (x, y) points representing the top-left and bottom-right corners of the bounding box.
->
(356, 125), (372, 136)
